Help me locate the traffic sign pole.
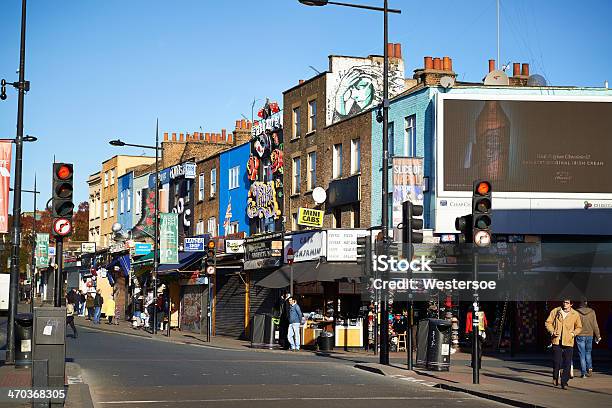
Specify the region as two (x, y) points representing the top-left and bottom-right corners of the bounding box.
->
(54, 237), (63, 307)
(287, 247), (294, 297)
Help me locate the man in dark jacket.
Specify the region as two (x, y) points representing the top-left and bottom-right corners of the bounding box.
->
(93, 289), (104, 324)
(576, 299), (601, 378)
(287, 297), (303, 351)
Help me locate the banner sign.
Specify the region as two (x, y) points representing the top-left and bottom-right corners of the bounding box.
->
(288, 231), (326, 262)
(392, 157), (425, 241)
(326, 229), (369, 262)
(297, 208), (324, 228)
(133, 242), (153, 255)
(184, 237), (206, 252)
(160, 212), (179, 264)
(0, 142), (12, 233)
(81, 242), (96, 254)
(225, 239), (245, 254)
(35, 233), (49, 268)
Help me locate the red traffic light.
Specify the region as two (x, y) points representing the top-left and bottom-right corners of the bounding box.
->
(475, 181), (490, 196)
(56, 164), (73, 180)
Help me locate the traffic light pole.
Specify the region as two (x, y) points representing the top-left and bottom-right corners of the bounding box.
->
(153, 120), (159, 335)
(472, 250), (480, 384)
(54, 237), (63, 307)
(6, 0), (28, 365)
(407, 203), (413, 370)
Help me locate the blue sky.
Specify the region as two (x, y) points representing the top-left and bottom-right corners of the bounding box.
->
(0, 0), (610, 210)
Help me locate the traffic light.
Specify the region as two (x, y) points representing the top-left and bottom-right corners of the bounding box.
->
(455, 214), (473, 244)
(402, 201), (423, 260)
(356, 235), (372, 275)
(472, 180), (492, 247)
(205, 239), (216, 266)
(52, 163), (74, 218)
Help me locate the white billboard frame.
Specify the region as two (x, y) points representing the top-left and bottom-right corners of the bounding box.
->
(435, 92), (612, 200)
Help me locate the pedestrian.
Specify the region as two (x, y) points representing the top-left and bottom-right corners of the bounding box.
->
(545, 299), (582, 389)
(466, 307), (488, 369)
(106, 296), (116, 325)
(576, 298), (601, 378)
(78, 290), (86, 316)
(287, 297), (303, 352)
(277, 293), (290, 349)
(133, 295), (143, 329)
(86, 292), (94, 320)
(145, 292), (155, 332)
(66, 301), (78, 338)
(93, 289), (104, 324)
(156, 293), (165, 331)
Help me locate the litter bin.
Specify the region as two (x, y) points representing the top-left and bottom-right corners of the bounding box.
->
(317, 331), (334, 351)
(415, 318), (451, 371)
(15, 313), (33, 367)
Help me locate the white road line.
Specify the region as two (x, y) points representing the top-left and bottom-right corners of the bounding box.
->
(67, 376), (82, 384)
(98, 396), (476, 404)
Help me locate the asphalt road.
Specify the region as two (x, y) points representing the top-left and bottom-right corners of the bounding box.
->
(66, 327), (508, 408)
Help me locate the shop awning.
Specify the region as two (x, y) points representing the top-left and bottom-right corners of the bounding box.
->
(157, 251), (204, 274)
(255, 261), (363, 288)
(104, 254), (131, 278)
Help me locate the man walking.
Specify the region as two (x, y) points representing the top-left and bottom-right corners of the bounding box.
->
(576, 299), (601, 378)
(93, 289), (104, 324)
(287, 297), (303, 352)
(66, 299), (78, 338)
(545, 299), (582, 389)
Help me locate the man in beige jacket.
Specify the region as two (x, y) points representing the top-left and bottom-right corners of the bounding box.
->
(545, 299), (582, 389)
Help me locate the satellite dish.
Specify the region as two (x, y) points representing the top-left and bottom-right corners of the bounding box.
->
(527, 74), (547, 86)
(312, 187), (327, 205)
(484, 70), (509, 86)
(440, 76), (455, 89)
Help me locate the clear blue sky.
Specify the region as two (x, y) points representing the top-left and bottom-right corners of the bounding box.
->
(0, 0), (610, 211)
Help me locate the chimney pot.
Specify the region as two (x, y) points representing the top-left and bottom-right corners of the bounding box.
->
(221, 129), (227, 141)
(394, 43), (402, 59)
(443, 56), (451, 71)
(387, 43), (394, 58)
(179, 133), (184, 141)
(248, 121), (252, 129)
(236, 120), (241, 129)
(164, 132), (169, 141)
(227, 132), (234, 144)
(489, 59), (496, 73)
(172, 133), (177, 141)
(449, 57), (453, 71)
(205, 132), (210, 141)
(521, 63), (529, 77)
(513, 63), (520, 77)
(424, 56), (433, 70)
(241, 119), (246, 129)
(433, 57), (442, 70)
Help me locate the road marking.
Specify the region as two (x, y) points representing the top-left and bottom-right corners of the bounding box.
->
(67, 376), (82, 385)
(98, 396), (478, 404)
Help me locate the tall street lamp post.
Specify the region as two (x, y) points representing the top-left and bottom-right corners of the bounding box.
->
(298, 0), (400, 366)
(110, 120), (161, 334)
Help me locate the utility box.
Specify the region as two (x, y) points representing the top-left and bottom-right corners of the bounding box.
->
(32, 306), (66, 405)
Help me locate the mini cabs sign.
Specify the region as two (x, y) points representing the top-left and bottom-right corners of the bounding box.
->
(297, 207), (324, 228)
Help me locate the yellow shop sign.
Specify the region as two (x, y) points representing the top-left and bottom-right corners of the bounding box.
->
(297, 208), (324, 228)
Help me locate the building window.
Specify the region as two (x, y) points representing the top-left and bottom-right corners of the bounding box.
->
(198, 173), (204, 201)
(110, 169), (115, 185)
(96, 197), (101, 218)
(119, 191), (124, 213)
(333, 143), (343, 179)
(404, 115), (416, 156)
(307, 151), (316, 191)
(308, 100), (316, 132)
(292, 107), (301, 139)
(388, 121), (395, 157)
(229, 166), (240, 190)
(207, 217), (217, 236)
(127, 190), (131, 212)
(351, 138), (361, 174)
(135, 190), (142, 215)
(227, 222), (239, 235)
(292, 157), (301, 195)
(292, 213), (299, 231)
(196, 219), (204, 235)
(110, 199), (114, 217)
(104, 172), (108, 187)
(210, 168), (216, 198)
(103, 202), (108, 219)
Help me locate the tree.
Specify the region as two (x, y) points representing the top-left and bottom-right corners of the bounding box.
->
(70, 202), (89, 242)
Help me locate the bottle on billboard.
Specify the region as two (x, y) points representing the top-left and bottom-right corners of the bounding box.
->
(476, 101), (510, 183)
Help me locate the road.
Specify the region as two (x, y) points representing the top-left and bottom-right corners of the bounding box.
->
(66, 326), (508, 408)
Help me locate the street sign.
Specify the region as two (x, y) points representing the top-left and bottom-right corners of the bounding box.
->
(286, 247), (294, 265)
(297, 207), (324, 228)
(52, 218), (72, 236)
(81, 242), (96, 254)
(206, 265), (215, 275)
(184, 237), (206, 252)
(48, 246), (56, 256)
(35, 233), (49, 268)
(133, 242), (152, 255)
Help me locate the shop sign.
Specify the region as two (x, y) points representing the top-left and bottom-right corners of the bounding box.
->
(160, 213), (179, 264)
(247, 181), (281, 220)
(289, 231), (326, 263)
(244, 232), (284, 270)
(170, 161), (196, 180)
(326, 229), (369, 262)
(297, 208), (324, 228)
(81, 242), (96, 254)
(35, 233), (49, 268)
(133, 242), (152, 255)
(110, 242), (127, 253)
(225, 239), (245, 254)
(48, 247), (56, 256)
(184, 237), (207, 252)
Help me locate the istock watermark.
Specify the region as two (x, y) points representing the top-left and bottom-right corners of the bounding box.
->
(370, 278), (497, 291)
(373, 255), (433, 272)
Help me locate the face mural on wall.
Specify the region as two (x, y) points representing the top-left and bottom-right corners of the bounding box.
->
(326, 57), (406, 126)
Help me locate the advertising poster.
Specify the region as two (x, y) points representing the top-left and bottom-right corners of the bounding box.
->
(160, 212), (179, 264)
(35, 233), (50, 268)
(0, 142), (12, 233)
(392, 157), (424, 241)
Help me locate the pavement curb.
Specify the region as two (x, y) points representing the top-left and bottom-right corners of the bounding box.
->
(65, 363), (94, 408)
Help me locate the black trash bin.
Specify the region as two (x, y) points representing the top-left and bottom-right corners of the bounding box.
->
(15, 313), (33, 367)
(415, 318), (452, 371)
(317, 331), (334, 351)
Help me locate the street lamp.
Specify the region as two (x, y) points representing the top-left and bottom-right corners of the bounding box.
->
(298, 0), (400, 366)
(109, 121), (161, 334)
(2, 0), (32, 365)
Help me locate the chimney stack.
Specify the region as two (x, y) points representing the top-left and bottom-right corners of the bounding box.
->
(513, 63), (520, 76)
(164, 132), (169, 141)
(521, 63), (529, 77)
(299, 79), (304, 84)
(394, 43), (402, 59)
(489, 59), (496, 73)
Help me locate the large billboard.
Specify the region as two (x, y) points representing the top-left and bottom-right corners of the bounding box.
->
(435, 94), (612, 235)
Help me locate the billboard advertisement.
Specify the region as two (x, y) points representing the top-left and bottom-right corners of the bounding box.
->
(392, 157), (424, 241)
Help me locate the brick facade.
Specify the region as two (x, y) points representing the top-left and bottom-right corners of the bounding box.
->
(194, 155), (220, 237)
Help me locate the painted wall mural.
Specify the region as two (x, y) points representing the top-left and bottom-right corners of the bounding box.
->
(326, 56), (406, 126)
(247, 181), (281, 220)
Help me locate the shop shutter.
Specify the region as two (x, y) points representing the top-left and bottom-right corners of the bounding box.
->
(248, 270), (278, 325)
(215, 274), (245, 338)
